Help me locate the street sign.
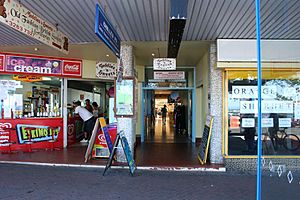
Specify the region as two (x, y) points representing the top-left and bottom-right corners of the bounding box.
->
(95, 4), (121, 58)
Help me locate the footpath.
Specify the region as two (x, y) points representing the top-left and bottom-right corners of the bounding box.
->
(0, 163), (299, 200)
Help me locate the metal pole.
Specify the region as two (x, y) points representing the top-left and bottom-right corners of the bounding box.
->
(255, 0), (262, 200)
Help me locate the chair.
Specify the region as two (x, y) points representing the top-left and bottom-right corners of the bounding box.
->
(1, 127), (18, 154)
(47, 127), (61, 151)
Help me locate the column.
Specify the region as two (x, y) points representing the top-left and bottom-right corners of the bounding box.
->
(208, 42), (223, 164)
(116, 44), (136, 162)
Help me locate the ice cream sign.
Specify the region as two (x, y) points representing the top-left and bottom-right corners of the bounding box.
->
(1, 53), (82, 77)
(5, 55), (62, 75)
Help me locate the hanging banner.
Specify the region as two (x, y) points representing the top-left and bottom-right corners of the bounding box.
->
(153, 58), (176, 70)
(0, 0), (69, 54)
(96, 62), (117, 80)
(95, 4), (120, 58)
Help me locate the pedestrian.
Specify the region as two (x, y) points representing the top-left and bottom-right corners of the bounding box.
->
(161, 104), (168, 125)
(85, 99), (93, 113)
(92, 102), (102, 118)
(73, 101), (95, 142)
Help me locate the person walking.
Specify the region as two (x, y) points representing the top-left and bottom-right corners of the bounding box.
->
(73, 101), (95, 142)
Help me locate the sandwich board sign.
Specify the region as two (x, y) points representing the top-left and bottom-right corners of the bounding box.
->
(198, 115), (214, 165)
(103, 130), (136, 176)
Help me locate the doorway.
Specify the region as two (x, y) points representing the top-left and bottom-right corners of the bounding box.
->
(144, 89), (192, 144)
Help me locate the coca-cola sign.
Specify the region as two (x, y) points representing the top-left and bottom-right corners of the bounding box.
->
(62, 61), (82, 77)
(0, 54), (4, 71)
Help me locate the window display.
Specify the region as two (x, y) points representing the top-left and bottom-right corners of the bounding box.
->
(226, 69), (300, 156)
(0, 75), (61, 118)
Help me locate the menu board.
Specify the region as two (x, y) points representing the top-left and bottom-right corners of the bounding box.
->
(115, 77), (135, 117)
(198, 115), (214, 165)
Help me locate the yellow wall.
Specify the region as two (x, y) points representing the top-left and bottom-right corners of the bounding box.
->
(82, 60), (97, 79)
(195, 52), (209, 138)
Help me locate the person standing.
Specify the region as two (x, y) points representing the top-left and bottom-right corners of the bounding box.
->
(85, 99), (93, 113)
(92, 102), (102, 118)
(73, 101), (95, 142)
(161, 105), (168, 125)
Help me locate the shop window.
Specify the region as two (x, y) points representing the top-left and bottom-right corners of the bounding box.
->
(225, 69), (300, 156)
(0, 75), (62, 118)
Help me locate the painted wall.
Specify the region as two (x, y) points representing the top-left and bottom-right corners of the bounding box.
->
(135, 65), (145, 136)
(195, 51), (209, 138)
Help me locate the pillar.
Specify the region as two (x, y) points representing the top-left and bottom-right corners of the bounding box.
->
(116, 44), (136, 162)
(208, 42), (223, 164)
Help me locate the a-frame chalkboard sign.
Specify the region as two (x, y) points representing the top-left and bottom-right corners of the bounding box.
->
(198, 115), (214, 165)
(103, 130), (136, 176)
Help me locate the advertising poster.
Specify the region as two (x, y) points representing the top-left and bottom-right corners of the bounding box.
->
(115, 78), (134, 117)
(0, 118), (63, 150)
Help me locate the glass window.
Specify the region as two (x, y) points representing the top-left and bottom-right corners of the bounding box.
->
(0, 75), (62, 118)
(226, 69), (300, 156)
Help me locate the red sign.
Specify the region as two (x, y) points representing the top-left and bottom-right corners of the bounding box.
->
(62, 61), (82, 77)
(0, 53), (82, 78)
(0, 54), (4, 71)
(0, 118), (63, 151)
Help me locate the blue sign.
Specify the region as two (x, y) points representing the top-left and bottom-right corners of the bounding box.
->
(95, 4), (121, 58)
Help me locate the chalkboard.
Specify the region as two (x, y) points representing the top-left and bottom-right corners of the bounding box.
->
(120, 134), (136, 175)
(84, 118), (100, 163)
(103, 131), (136, 176)
(198, 115), (214, 165)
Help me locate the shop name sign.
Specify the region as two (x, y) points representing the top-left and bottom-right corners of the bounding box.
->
(96, 62), (117, 80)
(153, 58), (176, 70)
(240, 100), (293, 114)
(16, 124), (60, 144)
(232, 86), (277, 99)
(154, 71), (185, 80)
(95, 4), (121, 58)
(2, 53), (82, 77)
(0, 0), (69, 54)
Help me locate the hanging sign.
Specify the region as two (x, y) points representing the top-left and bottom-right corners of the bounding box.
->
(0, 0), (69, 54)
(153, 58), (176, 70)
(96, 62), (117, 80)
(154, 71), (185, 80)
(95, 4), (121, 58)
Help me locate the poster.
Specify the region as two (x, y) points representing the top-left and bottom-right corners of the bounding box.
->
(115, 78), (135, 117)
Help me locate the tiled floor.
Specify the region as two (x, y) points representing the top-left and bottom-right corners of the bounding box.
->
(0, 118), (223, 169)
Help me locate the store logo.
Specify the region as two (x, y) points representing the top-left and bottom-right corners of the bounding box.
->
(63, 61), (81, 76)
(0, 122), (12, 132)
(64, 64), (79, 72)
(67, 124), (74, 136)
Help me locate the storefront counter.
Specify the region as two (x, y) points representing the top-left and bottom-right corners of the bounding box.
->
(0, 117), (63, 151)
(67, 116), (84, 146)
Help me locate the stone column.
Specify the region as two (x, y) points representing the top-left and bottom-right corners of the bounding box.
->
(116, 44), (135, 162)
(208, 42), (223, 164)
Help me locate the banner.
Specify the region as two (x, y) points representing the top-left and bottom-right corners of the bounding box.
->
(0, 0), (69, 54)
(1, 53), (82, 77)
